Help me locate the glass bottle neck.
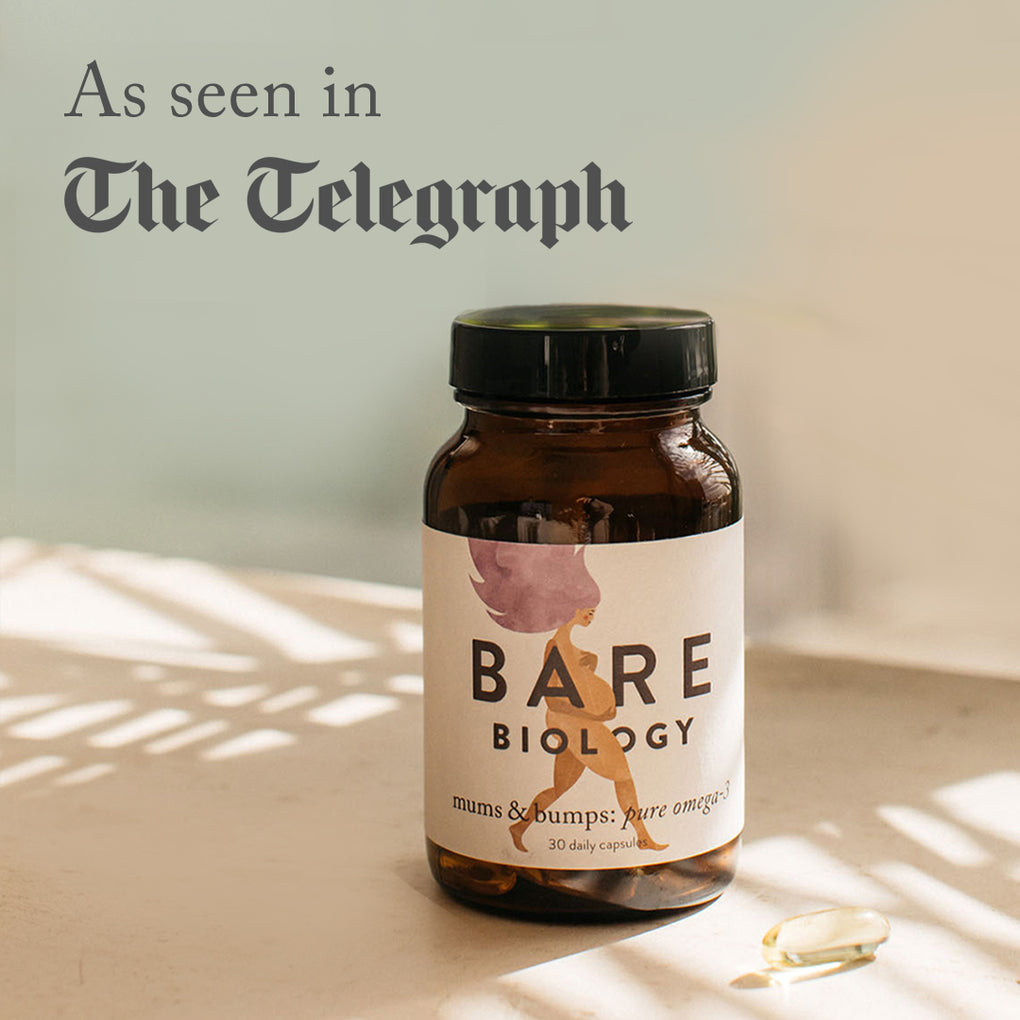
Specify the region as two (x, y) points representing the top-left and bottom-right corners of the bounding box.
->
(456, 392), (709, 434)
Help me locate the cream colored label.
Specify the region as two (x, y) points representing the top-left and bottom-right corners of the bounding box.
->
(423, 522), (743, 869)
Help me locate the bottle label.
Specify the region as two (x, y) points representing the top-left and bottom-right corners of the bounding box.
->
(423, 521), (743, 870)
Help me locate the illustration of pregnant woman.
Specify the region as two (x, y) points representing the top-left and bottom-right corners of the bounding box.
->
(468, 539), (668, 853)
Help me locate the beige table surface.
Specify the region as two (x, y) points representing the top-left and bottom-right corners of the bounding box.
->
(0, 538), (1017, 1019)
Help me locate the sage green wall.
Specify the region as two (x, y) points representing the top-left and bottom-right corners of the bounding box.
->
(7, 1), (1019, 673)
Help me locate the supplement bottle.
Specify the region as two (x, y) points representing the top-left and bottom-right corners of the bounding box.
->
(423, 305), (742, 917)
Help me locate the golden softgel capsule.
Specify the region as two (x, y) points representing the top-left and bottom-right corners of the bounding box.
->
(423, 305), (744, 917)
(762, 907), (892, 968)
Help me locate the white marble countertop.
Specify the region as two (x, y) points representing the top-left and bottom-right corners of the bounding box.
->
(1, 539), (1017, 1018)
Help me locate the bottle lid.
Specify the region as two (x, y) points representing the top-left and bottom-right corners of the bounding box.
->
(450, 304), (715, 402)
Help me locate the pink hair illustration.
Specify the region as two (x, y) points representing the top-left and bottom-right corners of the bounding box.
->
(468, 539), (601, 633)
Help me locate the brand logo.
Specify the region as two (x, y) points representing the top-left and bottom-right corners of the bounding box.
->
(465, 540), (717, 853)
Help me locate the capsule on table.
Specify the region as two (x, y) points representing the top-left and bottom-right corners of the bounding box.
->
(761, 907), (891, 968)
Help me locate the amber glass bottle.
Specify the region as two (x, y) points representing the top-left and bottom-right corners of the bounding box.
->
(423, 305), (742, 917)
